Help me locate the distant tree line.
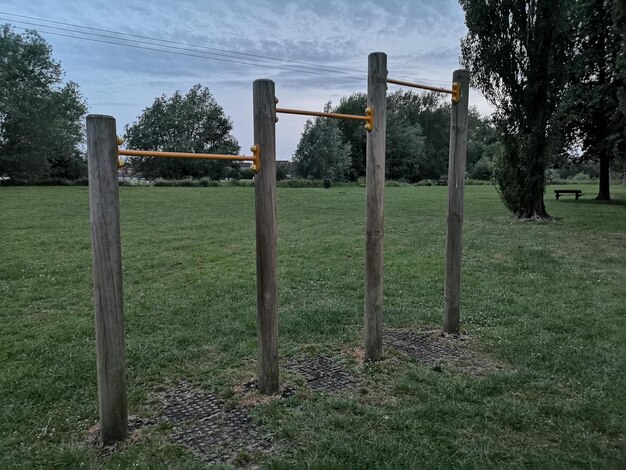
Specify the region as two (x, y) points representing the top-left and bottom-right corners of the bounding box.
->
(292, 91), (500, 183)
(1, 0), (624, 221)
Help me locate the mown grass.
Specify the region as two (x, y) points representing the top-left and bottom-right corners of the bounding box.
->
(0, 183), (624, 468)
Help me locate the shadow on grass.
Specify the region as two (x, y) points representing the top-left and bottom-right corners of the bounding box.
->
(555, 197), (626, 207)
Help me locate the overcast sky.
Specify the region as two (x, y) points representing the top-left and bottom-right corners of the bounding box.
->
(1, 0), (492, 159)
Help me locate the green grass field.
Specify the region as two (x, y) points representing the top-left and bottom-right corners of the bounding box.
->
(1, 183), (624, 468)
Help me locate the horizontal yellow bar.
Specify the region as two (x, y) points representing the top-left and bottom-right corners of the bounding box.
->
(117, 149), (256, 161)
(387, 78), (454, 94)
(117, 145), (261, 173)
(387, 78), (461, 103)
(276, 107), (369, 122)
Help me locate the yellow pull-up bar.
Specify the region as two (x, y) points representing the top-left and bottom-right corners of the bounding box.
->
(116, 137), (261, 173)
(276, 106), (374, 132)
(387, 78), (461, 104)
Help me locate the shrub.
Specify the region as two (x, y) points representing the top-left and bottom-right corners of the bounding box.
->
(198, 178), (220, 187)
(470, 156), (493, 180)
(227, 179), (254, 187)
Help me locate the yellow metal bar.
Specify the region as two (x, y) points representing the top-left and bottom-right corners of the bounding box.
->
(118, 149), (255, 161)
(387, 78), (461, 103)
(276, 106), (374, 132)
(116, 144), (261, 173)
(276, 107), (367, 121)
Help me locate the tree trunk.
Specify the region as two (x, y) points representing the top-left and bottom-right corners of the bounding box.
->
(514, 134), (551, 221)
(514, 194), (551, 220)
(596, 150), (611, 200)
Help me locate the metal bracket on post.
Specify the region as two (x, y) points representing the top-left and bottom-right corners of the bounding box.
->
(451, 82), (461, 104)
(250, 144), (261, 173)
(364, 106), (374, 132)
(116, 136), (125, 168)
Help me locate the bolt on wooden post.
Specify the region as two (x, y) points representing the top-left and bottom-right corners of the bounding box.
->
(364, 52), (387, 362)
(253, 79), (279, 394)
(443, 70), (470, 334)
(86, 114), (128, 444)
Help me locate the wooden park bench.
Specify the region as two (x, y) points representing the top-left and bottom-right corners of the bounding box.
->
(554, 189), (583, 200)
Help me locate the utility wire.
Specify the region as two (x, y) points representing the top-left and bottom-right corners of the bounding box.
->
(0, 12), (368, 77)
(1, 17), (366, 79)
(0, 10), (452, 86)
(7, 26), (368, 81)
(0, 17), (366, 80)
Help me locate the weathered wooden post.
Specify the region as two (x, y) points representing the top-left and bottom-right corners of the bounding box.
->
(253, 80), (279, 393)
(86, 114), (128, 444)
(364, 52), (387, 362)
(443, 70), (470, 334)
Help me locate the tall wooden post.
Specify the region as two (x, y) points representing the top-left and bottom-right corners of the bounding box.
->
(253, 80), (279, 394)
(86, 114), (128, 444)
(364, 52), (387, 362)
(443, 70), (470, 334)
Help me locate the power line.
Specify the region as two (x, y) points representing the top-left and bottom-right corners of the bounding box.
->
(0, 10), (452, 86)
(7, 26), (368, 82)
(0, 12), (368, 77)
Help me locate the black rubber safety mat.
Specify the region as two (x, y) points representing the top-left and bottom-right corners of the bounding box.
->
(384, 328), (503, 376)
(286, 355), (360, 393)
(158, 381), (276, 465)
(384, 329), (463, 365)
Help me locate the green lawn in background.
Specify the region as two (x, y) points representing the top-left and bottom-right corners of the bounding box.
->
(1, 183), (624, 467)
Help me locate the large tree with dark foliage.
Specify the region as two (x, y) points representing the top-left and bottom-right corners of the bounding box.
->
(460, 0), (572, 219)
(0, 25), (87, 182)
(617, 0), (626, 179)
(125, 85), (240, 180)
(618, 0), (626, 122)
(558, 0), (625, 200)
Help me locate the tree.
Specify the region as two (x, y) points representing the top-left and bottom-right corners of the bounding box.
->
(335, 91), (440, 182)
(124, 85), (240, 180)
(558, 0), (625, 200)
(333, 90), (495, 183)
(617, 0), (626, 181)
(334, 93), (368, 180)
(292, 102), (351, 180)
(385, 113), (425, 182)
(384, 93), (426, 182)
(460, 0), (573, 219)
(0, 25), (87, 182)
(614, 0), (626, 127)
(393, 91), (449, 180)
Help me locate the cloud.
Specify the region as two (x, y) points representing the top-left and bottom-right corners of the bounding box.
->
(1, 0), (487, 159)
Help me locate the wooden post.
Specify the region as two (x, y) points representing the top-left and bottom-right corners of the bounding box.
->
(253, 80), (279, 394)
(443, 70), (470, 334)
(364, 52), (387, 362)
(86, 114), (128, 444)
